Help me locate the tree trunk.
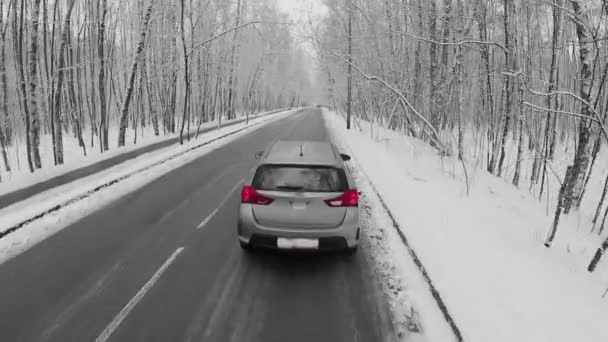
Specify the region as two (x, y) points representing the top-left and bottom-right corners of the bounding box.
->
(51, 0), (77, 165)
(16, 0), (34, 173)
(587, 236), (608, 273)
(545, 166), (574, 247)
(99, 0), (109, 151)
(438, 0), (451, 130)
(346, 1), (352, 130)
(591, 173), (608, 232)
(413, 0), (423, 111)
(512, 81), (524, 187)
(226, 0), (242, 121)
(560, 0), (596, 214)
(496, 0), (516, 177)
(475, 0), (495, 173)
(66, 12), (85, 155)
(29, 0), (42, 169)
(179, 0), (189, 144)
(118, 0), (155, 147)
(429, 0), (439, 131)
(0, 0), (10, 173)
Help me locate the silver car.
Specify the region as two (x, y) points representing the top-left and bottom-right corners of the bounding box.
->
(237, 140), (360, 253)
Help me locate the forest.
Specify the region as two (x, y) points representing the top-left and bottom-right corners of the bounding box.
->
(0, 0), (311, 180)
(312, 0), (608, 268)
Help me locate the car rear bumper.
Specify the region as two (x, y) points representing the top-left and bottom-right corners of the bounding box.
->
(240, 234), (355, 251)
(238, 206), (360, 249)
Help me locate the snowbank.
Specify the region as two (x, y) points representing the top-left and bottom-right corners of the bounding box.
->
(324, 109), (608, 342)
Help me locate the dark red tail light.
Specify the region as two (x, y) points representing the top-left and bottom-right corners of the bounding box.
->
(241, 186), (274, 205)
(325, 189), (359, 207)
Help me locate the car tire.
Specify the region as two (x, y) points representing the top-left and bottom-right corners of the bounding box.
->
(240, 241), (253, 252)
(346, 245), (358, 255)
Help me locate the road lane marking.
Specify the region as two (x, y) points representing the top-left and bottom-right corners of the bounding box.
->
(94, 247), (185, 342)
(196, 208), (218, 229)
(196, 179), (244, 230)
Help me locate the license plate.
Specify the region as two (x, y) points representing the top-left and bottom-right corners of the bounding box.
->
(277, 238), (319, 249)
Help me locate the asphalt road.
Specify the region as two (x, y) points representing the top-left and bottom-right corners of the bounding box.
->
(0, 108), (397, 342)
(0, 109), (283, 210)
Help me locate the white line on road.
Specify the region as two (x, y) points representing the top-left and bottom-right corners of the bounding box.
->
(196, 208), (218, 229)
(196, 179), (244, 230)
(94, 247), (185, 342)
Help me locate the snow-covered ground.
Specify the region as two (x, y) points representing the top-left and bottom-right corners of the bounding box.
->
(0, 110), (283, 195)
(0, 109), (296, 264)
(324, 109), (608, 342)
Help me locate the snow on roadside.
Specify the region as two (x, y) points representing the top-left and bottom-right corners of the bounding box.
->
(0, 109), (297, 264)
(324, 109), (608, 342)
(0, 109), (284, 196)
(326, 117), (454, 342)
(353, 164), (448, 342)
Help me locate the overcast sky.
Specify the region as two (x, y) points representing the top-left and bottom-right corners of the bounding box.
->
(275, 0), (328, 22)
(274, 0), (329, 103)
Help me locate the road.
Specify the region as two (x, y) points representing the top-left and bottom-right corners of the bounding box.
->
(0, 109), (283, 210)
(0, 108), (396, 342)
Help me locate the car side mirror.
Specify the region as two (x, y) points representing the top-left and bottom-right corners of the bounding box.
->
(255, 151), (264, 159)
(340, 153), (351, 161)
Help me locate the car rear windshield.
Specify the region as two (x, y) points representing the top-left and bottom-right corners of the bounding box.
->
(253, 165), (348, 192)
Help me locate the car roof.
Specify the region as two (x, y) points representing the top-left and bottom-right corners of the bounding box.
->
(262, 140), (341, 166)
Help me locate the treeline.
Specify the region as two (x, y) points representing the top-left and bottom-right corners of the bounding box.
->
(313, 0), (608, 268)
(0, 0), (310, 179)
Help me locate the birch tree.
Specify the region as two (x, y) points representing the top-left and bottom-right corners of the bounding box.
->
(51, 0), (77, 165)
(29, 0), (43, 169)
(118, 0), (155, 147)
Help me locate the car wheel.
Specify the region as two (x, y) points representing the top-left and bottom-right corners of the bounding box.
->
(240, 241), (253, 252)
(346, 246), (358, 255)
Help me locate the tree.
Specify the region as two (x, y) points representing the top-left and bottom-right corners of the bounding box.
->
(226, 0), (242, 121)
(51, 0), (77, 165)
(118, 0), (155, 147)
(179, 0), (190, 144)
(0, 0), (11, 174)
(28, 0), (43, 169)
(346, 0), (352, 130)
(496, 0), (516, 177)
(99, 0), (109, 151)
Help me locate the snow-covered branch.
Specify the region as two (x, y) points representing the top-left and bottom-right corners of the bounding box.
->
(391, 30), (508, 53)
(188, 21), (263, 56)
(522, 102), (598, 122)
(526, 88), (608, 140)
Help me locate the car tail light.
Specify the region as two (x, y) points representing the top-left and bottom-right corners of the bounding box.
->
(325, 189), (359, 207)
(241, 186), (274, 205)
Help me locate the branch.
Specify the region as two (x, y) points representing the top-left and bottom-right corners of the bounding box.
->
(528, 88), (595, 111)
(324, 49), (448, 153)
(523, 102), (599, 121)
(391, 30), (507, 53)
(525, 87), (608, 140)
(187, 21), (263, 57)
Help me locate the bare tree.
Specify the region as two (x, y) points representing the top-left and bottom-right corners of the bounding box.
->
(98, 0), (109, 151)
(29, 0), (43, 169)
(0, 0), (11, 174)
(179, 0), (190, 144)
(226, 0), (242, 121)
(346, 1), (353, 130)
(496, 0), (516, 177)
(51, 0), (77, 165)
(118, 0), (155, 147)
